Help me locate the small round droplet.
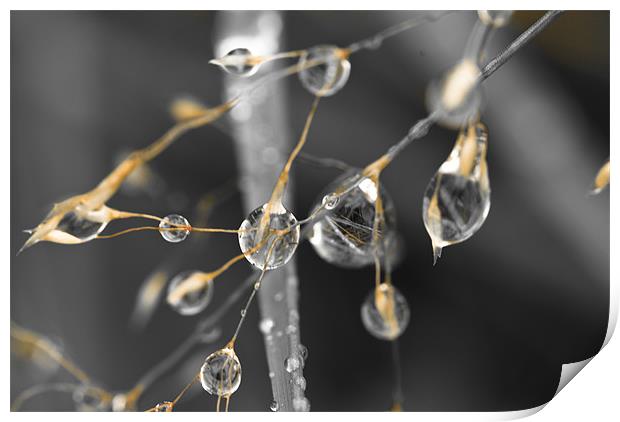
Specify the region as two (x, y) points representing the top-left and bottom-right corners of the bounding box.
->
(292, 397), (311, 412)
(238, 203), (300, 270)
(270, 400), (279, 412)
(297, 344), (308, 361)
(166, 271), (213, 316)
(309, 172), (397, 268)
(322, 193), (339, 210)
(200, 348), (242, 396)
(211, 48), (260, 77)
(269, 371), (275, 378)
(285, 356), (300, 373)
(159, 214), (190, 243)
(240, 309), (246, 317)
(285, 324), (297, 335)
(298, 45), (351, 97)
(73, 384), (109, 412)
(259, 318), (275, 334)
(478, 10), (513, 27)
(361, 284), (410, 341)
(153, 401), (173, 412)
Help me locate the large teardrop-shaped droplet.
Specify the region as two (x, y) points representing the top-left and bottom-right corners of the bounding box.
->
(422, 122), (491, 263)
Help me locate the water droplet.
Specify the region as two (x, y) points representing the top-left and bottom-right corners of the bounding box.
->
(210, 48), (260, 77)
(361, 284), (410, 341)
(422, 122), (491, 262)
(298, 45), (351, 97)
(159, 214), (190, 243)
(294, 376), (307, 391)
(309, 171), (397, 268)
(240, 309), (246, 317)
(111, 393), (128, 412)
(274, 291), (284, 302)
(200, 348), (242, 396)
(73, 384), (109, 412)
(285, 324), (297, 335)
(292, 397), (311, 412)
(166, 271), (213, 316)
(270, 400), (279, 411)
(426, 59), (482, 129)
(153, 401), (173, 412)
(478, 10), (513, 27)
(297, 344), (308, 361)
(285, 356), (300, 373)
(238, 203), (300, 270)
(57, 208), (109, 243)
(269, 371), (275, 378)
(321, 193), (339, 210)
(259, 318), (275, 334)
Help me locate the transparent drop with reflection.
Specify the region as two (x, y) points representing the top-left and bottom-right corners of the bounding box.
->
(309, 171), (398, 268)
(361, 284), (410, 341)
(200, 348), (242, 396)
(166, 270), (213, 316)
(159, 214), (190, 243)
(210, 48), (260, 77)
(238, 203), (300, 270)
(56, 209), (109, 243)
(298, 45), (351, 97)
(422, 122), (491, 263)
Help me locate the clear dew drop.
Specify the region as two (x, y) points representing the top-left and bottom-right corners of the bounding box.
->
(111, 393), (128, 412)
(57, 208), (109, 243)
(240, 309), (246, 317)
(309, 171), (397, 269)
(478, 10), (513, 27)
(285, 356), (300, 373)
(294, 376), (307, 391)
(361, 284), (410, 341)
(153, 401), (173, 412)
(238, 203), (300, 270)
(210, 48), (260, 77)
(259, 318), (275, 334)
(422, 122), (491, 263)
(159, 214), (190, 243)
(73, 384), (109, 412)
(297, 344), (308, 361)
(322, 193), (339, 210)
(292, 397), (311, 412)
(200, 348), (242, 396)
(274, 291), (284, 302)
(298, 45), (351, 97)
(166, 271), (213, 316)
(269, 371), (275, 378)
(270, 400), (279, 412)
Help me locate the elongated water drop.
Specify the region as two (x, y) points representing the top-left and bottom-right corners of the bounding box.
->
(298, 45), (351, 97)
(422, 122), (491, 263)
(210, 48), (260, 77)
(309, 171), (397, 268)
(238, 203), (300, 270)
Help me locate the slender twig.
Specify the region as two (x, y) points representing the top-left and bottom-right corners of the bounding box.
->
(480, 11), (563, 80)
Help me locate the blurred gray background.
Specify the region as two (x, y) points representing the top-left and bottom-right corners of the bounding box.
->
(11, 11), (609, 411)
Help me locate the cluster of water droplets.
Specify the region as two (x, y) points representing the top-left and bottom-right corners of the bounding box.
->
(159, 214), (190, 243)
(309, 172), (398, 268)
(166, 270), (214, 316)
(238, 202), (300, 270)
(422, 122), (491, 263)
(361, 284), (410, 341)
(298, 45), (351, 97)
(200, 347), (242, 397)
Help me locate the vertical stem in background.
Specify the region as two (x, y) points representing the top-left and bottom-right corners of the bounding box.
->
(214, 11), (308, 411)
